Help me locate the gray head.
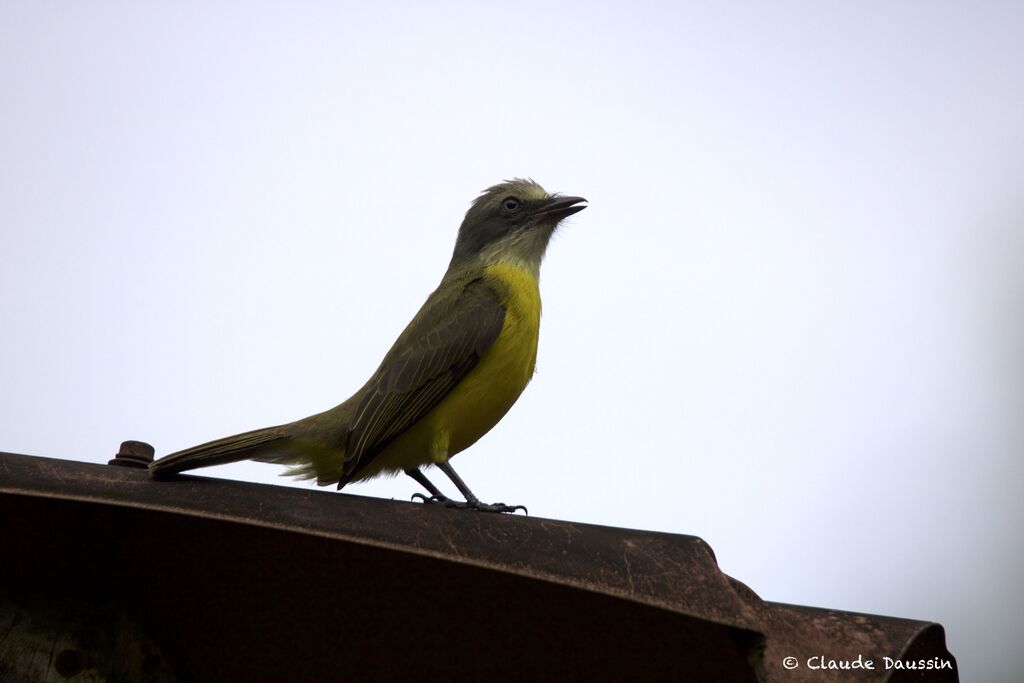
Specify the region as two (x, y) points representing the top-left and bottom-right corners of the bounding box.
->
(449, 179), (587, 272)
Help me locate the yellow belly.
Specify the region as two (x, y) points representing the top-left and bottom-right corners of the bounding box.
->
(358, 262), (541, 479)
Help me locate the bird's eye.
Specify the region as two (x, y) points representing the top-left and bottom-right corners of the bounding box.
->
(502, 197), (520, 212)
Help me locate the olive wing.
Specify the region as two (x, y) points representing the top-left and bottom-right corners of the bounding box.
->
(343, 277), (506, 473)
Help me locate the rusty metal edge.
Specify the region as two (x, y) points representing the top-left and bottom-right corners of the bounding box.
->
(2, 450), (960, 681)
(0, 451), (765, 635)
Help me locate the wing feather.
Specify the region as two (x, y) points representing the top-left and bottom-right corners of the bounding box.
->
(343, 276), (506, 472)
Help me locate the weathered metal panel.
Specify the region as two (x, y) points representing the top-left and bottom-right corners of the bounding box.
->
(0, 451), (957, 681)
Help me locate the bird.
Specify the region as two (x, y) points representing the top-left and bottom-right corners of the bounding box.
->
(149, 179), (586, 513)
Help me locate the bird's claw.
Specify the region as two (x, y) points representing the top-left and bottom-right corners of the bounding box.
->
(474, 502), (528, 515)
(411, 493), (527, 514)
(412, 494), (526, 514)
(411, 492), (448, 504)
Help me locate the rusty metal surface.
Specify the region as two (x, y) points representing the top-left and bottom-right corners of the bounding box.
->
(0, 451), (761, 631)
(0, 451), (957, 681)
(759, 601), (956, 682)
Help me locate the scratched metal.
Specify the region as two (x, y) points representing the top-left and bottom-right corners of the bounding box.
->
(0, 451), (956, 682)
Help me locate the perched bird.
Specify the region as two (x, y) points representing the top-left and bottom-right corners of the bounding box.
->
(150, 179), (586, 513)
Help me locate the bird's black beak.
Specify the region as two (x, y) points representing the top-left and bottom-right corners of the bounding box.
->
(535, 195), (588, 220)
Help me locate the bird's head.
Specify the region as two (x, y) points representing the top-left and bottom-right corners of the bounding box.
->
(449, 179), (587, 273)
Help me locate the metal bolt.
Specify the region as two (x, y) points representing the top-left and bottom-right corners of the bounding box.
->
(108, 440), (155, 468)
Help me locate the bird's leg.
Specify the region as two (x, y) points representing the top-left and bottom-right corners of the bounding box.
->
(435, 461), (527, 515)
(405, 468), (453, 504)
(407, 463), (527, 514)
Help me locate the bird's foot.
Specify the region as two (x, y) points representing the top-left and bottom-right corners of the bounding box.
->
(411, 493), (527, 515)
(470, 501), (528, 514)
(411, 492), (452, 505)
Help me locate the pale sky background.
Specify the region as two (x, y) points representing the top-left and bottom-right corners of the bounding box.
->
(2, 2), (1022, 680)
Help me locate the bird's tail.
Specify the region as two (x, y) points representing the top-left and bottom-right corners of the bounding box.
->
(149, 425), (292, 478)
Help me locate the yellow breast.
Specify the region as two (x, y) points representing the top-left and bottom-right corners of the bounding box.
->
(361, 262), (541, 477)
